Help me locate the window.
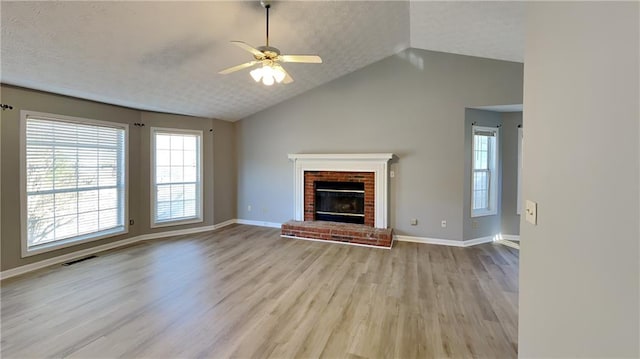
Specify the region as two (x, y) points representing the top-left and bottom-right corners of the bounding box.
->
(471, 125), (499, 217)
(21, 111), (128, 256)
(151, 128), (203, 227)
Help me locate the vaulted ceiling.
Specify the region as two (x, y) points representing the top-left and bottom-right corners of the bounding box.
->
(1, 1), (524, 121)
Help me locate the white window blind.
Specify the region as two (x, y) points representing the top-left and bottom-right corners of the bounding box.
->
(23, 113), (127, 254)
(472, 126), (499, 217)
(151, 128), (202, 226)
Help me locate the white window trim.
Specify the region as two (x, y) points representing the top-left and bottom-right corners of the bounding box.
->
(20, 110), (129, 258)
(150, 127), (204, 228)
(517, 127), (523, 215)
(471, 125), (499, 218)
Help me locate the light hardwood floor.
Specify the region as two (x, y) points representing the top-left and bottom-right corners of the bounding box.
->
(1, 224), (519, 358)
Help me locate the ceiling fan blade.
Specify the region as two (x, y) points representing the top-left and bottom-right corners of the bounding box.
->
(281, 67), (294, 84)
(218, 61), (257, 75)
(230, 41), (265, 58)
(279, 55), (322, 64)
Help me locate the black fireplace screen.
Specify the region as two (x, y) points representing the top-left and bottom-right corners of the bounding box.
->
(314, 181), (365, 224)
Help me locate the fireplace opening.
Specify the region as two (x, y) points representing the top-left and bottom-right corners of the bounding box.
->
(314, 181), (365, 224)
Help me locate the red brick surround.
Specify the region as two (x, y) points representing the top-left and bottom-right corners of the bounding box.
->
(304, 171), (375, 227)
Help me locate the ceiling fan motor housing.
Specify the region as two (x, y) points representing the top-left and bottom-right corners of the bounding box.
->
(256, 46), (281, 60)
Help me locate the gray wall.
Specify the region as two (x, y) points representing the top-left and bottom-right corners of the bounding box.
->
(462, 109), (502, 240)
(0, 85), (236, 271)
(500, 112), (522, 236)
(236, 48), (523, 241)
(519, 2), (639, 357)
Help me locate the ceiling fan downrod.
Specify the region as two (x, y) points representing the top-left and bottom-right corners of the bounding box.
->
(262, 0), (271, 47)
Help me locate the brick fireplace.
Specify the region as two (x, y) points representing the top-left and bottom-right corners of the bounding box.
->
(283, 153), (394, 248)
(304, 171), (375, 226)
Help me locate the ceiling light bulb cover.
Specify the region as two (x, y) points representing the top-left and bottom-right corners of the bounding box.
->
(262, 65), (274, 77)
(262, 74), (275, 86)
(273, 65), (286, 83)
(249, 68), (263, 82)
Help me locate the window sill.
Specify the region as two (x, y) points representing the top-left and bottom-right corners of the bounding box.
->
(151, 217), (203, 229)
(22, 227), (128, 258)
(471, 210), (498, 218)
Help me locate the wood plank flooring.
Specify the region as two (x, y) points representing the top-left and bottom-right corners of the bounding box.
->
(1, 224), (519, 358)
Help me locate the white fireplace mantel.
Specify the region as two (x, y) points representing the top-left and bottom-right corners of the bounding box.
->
(288, 153), (394, 228)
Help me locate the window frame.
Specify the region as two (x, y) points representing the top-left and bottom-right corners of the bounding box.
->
(20, 110), (129, 257)
(150, 127), (204, 228)
(471, 125), (499, 218)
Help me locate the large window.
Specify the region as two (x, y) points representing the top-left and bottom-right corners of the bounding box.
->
(471, 125), (499, 217)
(21, 111), (128, 256)
(151, 128), (202, 227)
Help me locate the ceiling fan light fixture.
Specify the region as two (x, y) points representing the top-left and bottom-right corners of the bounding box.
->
(272, 65), (286, 83)
(250, 68), (263, 82)
(218, 1), (321, 86)
(249, 64), (285, 86)
(262, 74), (275, 86)
(260, 65), (275, 86)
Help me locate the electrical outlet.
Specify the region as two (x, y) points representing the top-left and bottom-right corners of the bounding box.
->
(410, 218), (418, 225)
(247, 205), (252, 212)
(441, 220), (447, 228)
(472, 220), (479, 229)
(262, 207), (268, 214)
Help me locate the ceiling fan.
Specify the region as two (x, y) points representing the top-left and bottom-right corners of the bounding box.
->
(218, 0), (322, 86)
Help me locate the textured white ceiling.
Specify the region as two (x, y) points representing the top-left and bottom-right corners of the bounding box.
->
(1, 1), (524, 121)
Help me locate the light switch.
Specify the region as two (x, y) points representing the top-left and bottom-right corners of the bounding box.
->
(390, 171), (395, 178)
(525, 200), (537, 225)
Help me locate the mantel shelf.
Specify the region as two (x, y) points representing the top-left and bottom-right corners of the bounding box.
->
(288, 153), (393, 161)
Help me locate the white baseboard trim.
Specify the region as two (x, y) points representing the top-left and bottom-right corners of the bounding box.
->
(281, 235), (391, 250)
(394, 234), (495, 248)
(235, 219), (282, 228)
(464, 236), (496, 246)
(495, 239), (520, 250)
(213, 219), (238, 229)
(500, 234), (520, 241)
(0, 220), (237, 281)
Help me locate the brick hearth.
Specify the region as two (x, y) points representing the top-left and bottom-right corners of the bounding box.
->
(282, 220), (393, 248)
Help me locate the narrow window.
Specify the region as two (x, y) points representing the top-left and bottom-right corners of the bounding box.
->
(471, 126), (499, 217)
(151, 128), (203, 227)
(22, 111), (128, 256)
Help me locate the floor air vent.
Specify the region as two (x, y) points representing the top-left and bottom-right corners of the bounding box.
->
(63, 255), (98, 266)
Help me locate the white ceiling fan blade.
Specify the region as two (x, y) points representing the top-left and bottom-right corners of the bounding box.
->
(279, 55), (322, 64)
(230, 41), (265, 58)
(218, 61), (257, 75)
